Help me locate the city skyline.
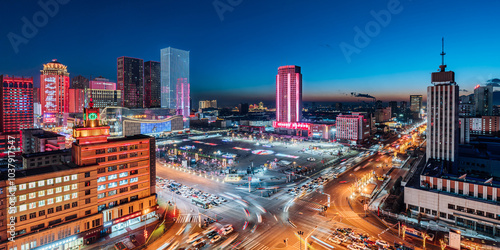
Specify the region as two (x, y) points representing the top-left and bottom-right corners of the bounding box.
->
(2, 1), (500, 104)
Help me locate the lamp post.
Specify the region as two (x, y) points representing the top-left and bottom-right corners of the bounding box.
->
(305, 226), (318, 249)
(297, 231), (304, 250)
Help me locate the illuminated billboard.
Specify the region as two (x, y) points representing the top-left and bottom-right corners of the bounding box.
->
(140, 121), (172, 134)
(273, 121), (310, 130)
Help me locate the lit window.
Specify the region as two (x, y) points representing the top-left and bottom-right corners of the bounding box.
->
(108, 182), (117, 188)
(64, 194), (70, 201)
(19, 184), (26, 190)
(119, 172), (128, 178)
(47, 179), (53, 185)
(38, 180), (45, 187)
(39, 200), (45, 207)
(72, 193), (78, 199)
(29, 192), (36, 199)
(55, 177), (62, 183)
(47, 188), (53, 195)
(108, 190), (117, 196)
(71, 184), (78, 190)
(97, 177), (106, 182)
(71, 174), (77, 180)
(130, 177), (138, 183)
(56, 187), (62, 193)
(29, 202), (36, 209)
(98, 193), (106, 199)
(19, 204), (27, 212)
(108, 174), (117, 180)
(19, 195), (26, 201)
(47, 198), (54, 205)
(38, 191), (45, 197)
(97, 185), (106, 191)
(64, 185), (70, 192)
(56, 196), (62, 203)
(119, 179), (128, 186)
(29, 182), (36, 189)
(64, 176), (70, 182)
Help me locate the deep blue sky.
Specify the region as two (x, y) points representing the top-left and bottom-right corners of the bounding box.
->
(1, 0), (499, 106)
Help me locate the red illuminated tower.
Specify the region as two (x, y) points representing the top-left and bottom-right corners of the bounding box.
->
(276, 65), (302, 122)
(40, 59), (70, 124)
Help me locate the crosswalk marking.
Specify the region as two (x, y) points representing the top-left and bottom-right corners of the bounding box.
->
(175, 214), (201, 223)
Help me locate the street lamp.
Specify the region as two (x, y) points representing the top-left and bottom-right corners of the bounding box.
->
(297, 231), (304, 250)
(305, 226), (318, 250)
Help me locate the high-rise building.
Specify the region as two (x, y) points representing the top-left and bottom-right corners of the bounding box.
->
(374, 107), (392, 122)
(0, 103), (158, 250)
(71, 75), (89, 89)
(459, 94), (475, 117)
(40, 59), (70, 125)
(33, 87), (41, 103)
(400, 101), (407, 111)
(474, 85), (493, 116)
(276, 65), (302, 123)
(199, 100), (217, 109)
(22, 128), (66, 154)
(86, 77), (121, 109)
(144, 61), (161, 108)
(89, 77), (116, 90)
(160, 47), (190, 112)
(0, 75), (34, 133)
(69, 89), (85, 113)
(388, 101), (398, 115)
(410, 95), (422, 113)
(117, 57), (144, 108)
(426, 43), (459, 164)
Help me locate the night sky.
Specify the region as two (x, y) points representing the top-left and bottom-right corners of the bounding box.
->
(1, 0), (499, 106)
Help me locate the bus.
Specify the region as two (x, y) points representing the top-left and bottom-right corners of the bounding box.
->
(405, 227), (434, 241)
(192, 198), (212, 209)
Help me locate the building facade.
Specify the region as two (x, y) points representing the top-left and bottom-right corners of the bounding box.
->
(117, 57), (144, 108)
(89, 78), (116, 90)
(175, 78), (190, 117)
(199, 100), (217, 109)
(474, 85), (493, 116)
(84, 89), (122, 109)
(160, 47), (190, 110)
(335, 113), (369, 145)
(426, 61), (459, 164)
(69, 89), (85, 114)
(40, 60), (70, 125)
(276, 65), (302, 123)
(71, 75), (89, 90)
(144, 61), (161, 108)
(0, 75), (34, 134)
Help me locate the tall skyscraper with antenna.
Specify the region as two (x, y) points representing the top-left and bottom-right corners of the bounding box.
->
(426, 38), (459, 168)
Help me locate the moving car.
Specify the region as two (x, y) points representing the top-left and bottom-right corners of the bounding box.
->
(210, 235), (222, 244)
(307, 157), (316, 162)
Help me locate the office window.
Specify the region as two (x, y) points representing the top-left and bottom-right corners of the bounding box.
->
(38, 180), (45, 187)
(29, 202), (36, 209)
(39, 210), (45, 216)
(98, 185), (106, 191)
(29, 192), (36, 199)
(64, 185), (70, 192)
(71, 174), (77, 180)
(98, 193), (106, 199)
(64, 204), (70, 210)
(85, 181), (91, 187)
(19, 183), (26, 190)
(56, 196), (62, 203)
(108, 182), (117, 188)
(72, 193), (78, 199)
(29, 212), (36, 219)
(97, 177), (106, 183)
(108, 190), (117, 196)
(39, 200), (45, 207)
(119, 179), (128, 186)
(63, 176), (70, 182)
(64, 195), (70, 201)
(56, 187), (62, 193)
(48, 208), (54, 214)
(85, 198), (91, 204)
(56, 206), (62, 212)
(55, 177), (62, 183)
(85, 189), (91, 195)
(85, 172), (90, 178)
(19, 195), (26, 201)
(19, 204), (27, 212)
(108, 174), (117, 181)
(47, 179), (53, 185)
(20, 215), (27, 221)
(119, 172), (128, 178)
(38, 191), (45, 197)
(71, 184), (78, 190)
(47, 198), (54, 205)
(47, 189), (53, 195)
(130, 177), (138, 183)
(29, 182), (36, 189)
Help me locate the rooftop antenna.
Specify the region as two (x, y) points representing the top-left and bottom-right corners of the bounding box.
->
(439, 37), (446, 72)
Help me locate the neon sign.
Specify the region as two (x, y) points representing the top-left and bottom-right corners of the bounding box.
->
(273, 121), (310, 130)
